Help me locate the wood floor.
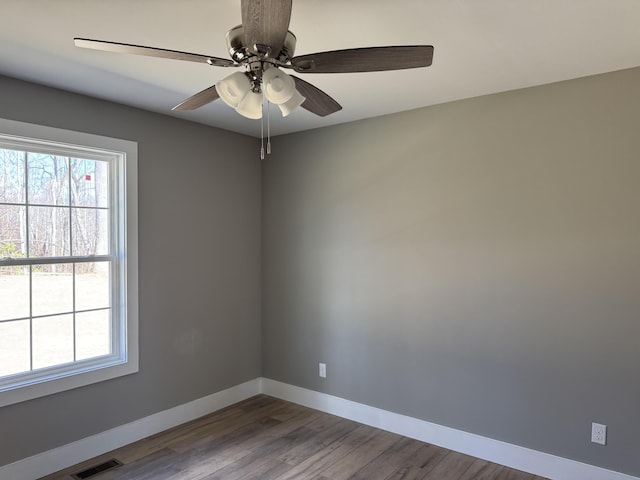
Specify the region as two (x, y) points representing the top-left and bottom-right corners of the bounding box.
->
(41, 395), (548, 480)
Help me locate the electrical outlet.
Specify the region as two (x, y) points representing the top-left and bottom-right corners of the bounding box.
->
(591, 422), (607, 445)
(319, 362), (326, 378)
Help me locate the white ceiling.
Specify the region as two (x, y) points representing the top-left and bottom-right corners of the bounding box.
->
(1, 0), (640, 138)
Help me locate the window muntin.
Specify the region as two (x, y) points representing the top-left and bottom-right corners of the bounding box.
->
(1, 150), (115, 376)
(0, 119), (138, 406)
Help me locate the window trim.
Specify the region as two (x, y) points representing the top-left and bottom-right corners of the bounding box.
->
(0, 118), (138, 407)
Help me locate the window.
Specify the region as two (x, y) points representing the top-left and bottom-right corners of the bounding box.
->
(0, 118), (137, 407)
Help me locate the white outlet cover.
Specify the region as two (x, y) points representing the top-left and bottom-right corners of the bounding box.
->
(319, 363), (327, 378)
(591, 422), (607, 445)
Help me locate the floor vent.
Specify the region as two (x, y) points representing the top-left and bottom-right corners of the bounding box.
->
(71, 459), (123, 479)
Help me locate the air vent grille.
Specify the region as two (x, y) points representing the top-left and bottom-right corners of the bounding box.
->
(71, 459), (123, 479)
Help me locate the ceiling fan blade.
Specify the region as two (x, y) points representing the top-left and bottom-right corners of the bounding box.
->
(172, 85), (220, 111)
(291, 75), (342, 117)
(291, 46), (434, 73)
(74, 38), (236, 67)
(241, 0), (292, 57)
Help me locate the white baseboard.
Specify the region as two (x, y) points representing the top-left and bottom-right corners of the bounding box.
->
(0, 379), (260, 480)
(261, 378), (639, 480)
(2, 377), (637, 480)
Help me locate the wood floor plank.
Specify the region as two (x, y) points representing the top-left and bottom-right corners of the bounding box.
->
(271, 425), (379, 480)
(277, 415), (360, 466)
(398, 443), (451, 475)
(494, 467), (540, 480)
(459, 458), (505, 480)
(304, 411), (352, 431)
(386, 465), (429, 480)
(173, 407), (323, 477)
(202, 425), (324, 480)
(188, 406), (318, 461)
(169, 397), (292, 453)
(318, 428), (401, 479)
(421, 450), (477, 479)
(38, 395), (549, 480)
(349, 436), (426, 480)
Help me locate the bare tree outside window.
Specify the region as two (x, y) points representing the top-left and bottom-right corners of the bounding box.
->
(0, 148), (111, 377)
(0, 119), (137, 408)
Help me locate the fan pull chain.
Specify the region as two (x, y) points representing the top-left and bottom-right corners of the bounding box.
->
(267, 101), (272, 155)
(260, 101), (265, 160)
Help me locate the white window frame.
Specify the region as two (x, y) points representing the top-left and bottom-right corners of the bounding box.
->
(0, 118), (138, 407)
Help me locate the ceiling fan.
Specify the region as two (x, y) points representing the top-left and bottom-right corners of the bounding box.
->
(74, 0), (434, 122)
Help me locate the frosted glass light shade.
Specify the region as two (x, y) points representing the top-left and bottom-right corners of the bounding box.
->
(236, 91), (263, 119)
(278, 89), (306, 117)
(262, 68), (296, 105)
(216, 72), (251, 108)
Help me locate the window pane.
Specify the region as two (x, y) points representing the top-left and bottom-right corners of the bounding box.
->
(71, 158), (108, 208)
(28, 206), (70, 257)
(76, 262), (110, 311)
(32, 314), (73, 369)
(27, 153), (69, 206)
(76, 310), (111, 360)
(0, 120), (136, 407)
(0, 266), (29, 321)
(0, 320), (30, 377)
(0, 205), (26, 258)
(0, 148), (25, 203)
(32, 265), (73, 316)
(72, 208), (109, 256)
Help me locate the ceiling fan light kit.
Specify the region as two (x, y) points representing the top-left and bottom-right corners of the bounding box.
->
(216, 71), (252, 108)
(236, 90), (264, 119)
(214, 64), (303, 120)
(262, 67), (296, 105)
(73, 0), (434, 155)
(278, 88), (306, 117)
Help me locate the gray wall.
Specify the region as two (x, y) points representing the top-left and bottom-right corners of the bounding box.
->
(3, 66), (640, 477)
(262, 67), (640, 476)
(0, 75), (262, 466)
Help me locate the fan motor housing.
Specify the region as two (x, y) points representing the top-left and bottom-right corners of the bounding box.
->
(226, 25), (296, 63)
